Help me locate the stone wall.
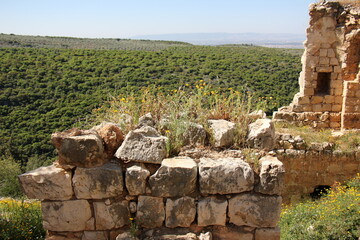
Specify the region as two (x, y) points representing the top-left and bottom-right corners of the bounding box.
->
(18, 121), (283, 240)
(273, 2), (360, 130)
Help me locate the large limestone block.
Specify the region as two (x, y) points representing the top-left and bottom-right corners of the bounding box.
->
(18, 164), (73, 200)
(198, 157), (254, 195)
(208, 119), (236, 147)
(149, 156), (197, 197)
(255, 227), (280, 240)
(255, 156), (285, 195)
(183, 122), (207, 146)
(92, 121), (124, 158)
(82, 231), (108, 240)
(94, 200), (130, 230)
(52, 129), (106, 168)
(115, 126), (168, 164)
(125, 165), (150, 195)
(197, 197), (227, 226)
(136, 196), (165, 228)
(247, 119), (275, 150)
(165, 197), (196, 228)
(73, 163), (123, 199)
(42, 200), (94, 231)
(228, 193), (282, 227)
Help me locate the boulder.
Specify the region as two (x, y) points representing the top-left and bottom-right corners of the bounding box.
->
(138, 112), (156, 128)
(116, 232), (139, 240)
(149, 156), (197, 197)
(255, 156), (285, 195)
(136, 196), (165, 228)
(198, 157), (254, 195)
(125, 165), (150, 195)
(82, 231), (108, 240)
(249, 110), (266, 120)
(73, 163), (123, 199)
(115, 126), (168, 164)
(52, 129), (106, 168)
(93, 200), (130, 230)
(183, 122), (206, 146)
(208, 119), (236, 147)
(42, 200), (94, 231)
(165, 197), (196, 228)
(228, 193), (282, 227)
(255, 227), (280, 240)
(199, 232), (212, 240)
(18, 164), (73, 200)
(247, 119), (275, 150)
(92, 121), (124, 158)
(197, 196), (227, 226)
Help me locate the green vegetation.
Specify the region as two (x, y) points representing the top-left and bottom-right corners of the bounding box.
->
(0, 45), (302, 172)
(0, 198), (45, 240)
(280, 174), (360, 239)
(0, 155), (23, 198)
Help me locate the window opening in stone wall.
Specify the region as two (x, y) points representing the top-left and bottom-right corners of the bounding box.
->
(315, 72), (331, 95)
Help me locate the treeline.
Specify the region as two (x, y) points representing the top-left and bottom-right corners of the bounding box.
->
(0, 45), (302, 169)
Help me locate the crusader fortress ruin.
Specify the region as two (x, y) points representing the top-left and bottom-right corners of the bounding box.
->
(274, 1), (360, 129)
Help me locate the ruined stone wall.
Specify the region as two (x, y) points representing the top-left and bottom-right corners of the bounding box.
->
(19, 121), (283, 240)
(273, 2), (360, 130)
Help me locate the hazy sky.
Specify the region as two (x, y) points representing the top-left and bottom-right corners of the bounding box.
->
(1, 0), (315, 38)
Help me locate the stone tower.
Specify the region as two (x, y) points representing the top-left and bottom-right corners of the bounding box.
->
(273, 1), (360, 130)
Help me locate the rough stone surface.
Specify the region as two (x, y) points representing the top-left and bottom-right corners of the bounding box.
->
(138, 112), (156, 128)
(228, 193), (282, 227)
(116, 232), (139, 240)
(198, 232), (212, 240)
(255, 156), (285, 195)
(198, 157), (254, 195)
(247, 119), (275, 150)
(165, 197), (196, 228)
(93, 200), (130, 230)
(183, 122), (207, 146)
(208, 119), (236, 147)
(197, 197), (227, 226)
(73, 163), (123, 199)
(136, 196), (165, 228)
(211, 226), (254, 240)
(149, 156), (197, 197)
(249, 110), (266, 120)
(255, 227), (280, 240)
(92, 121), (124, 158)
(18, 164), (73, 200)
(82, 231), (108, 240)
(42, 200), (94, 231)
(146, 233), (197, 240)
(125, 165), (150, 195)
(115, 126), (168, 164)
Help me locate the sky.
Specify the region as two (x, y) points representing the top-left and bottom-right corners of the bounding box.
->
(0, 0), (315, 38)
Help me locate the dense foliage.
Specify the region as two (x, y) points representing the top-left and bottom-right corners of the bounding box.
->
(0, 45), (302, 171)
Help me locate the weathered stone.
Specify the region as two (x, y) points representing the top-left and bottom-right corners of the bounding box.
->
(198, 232), (212, 240)
(47, 233), (81, 240)
(165, 197), (196, 228)
(255, 227), (280, 240)
(18, 164), (73, 200)
(53, 129), (106, 168)
(93, 200), (130, 230)
(92, 121), (124, 158)
(149, 156), (197, 197)
(136, 196), (165, 228)
(115, 126), (168, 164)
(197, 197), (227, 226)
(147, 233), (197, 240)
(208, 119), (236, 147)
(116, 232), (139, 240)
(255, 156), (285, 195)
(42, 200), (94, 231)
(247, 119), (275, 150)
(249, 110), (267, 120)
(82, 231), (108, 240)
(198, 157), (254, 195)
(138, 112), (155, 128)
(211, 226), (254, 240)
(126, 165), (150, 195)
(73, 163), (123, 199)
(228, 193), (282, 227)
(183, 122), (206, 146)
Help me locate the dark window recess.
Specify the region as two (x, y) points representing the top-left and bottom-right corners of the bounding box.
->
(315, 72), (331, 95)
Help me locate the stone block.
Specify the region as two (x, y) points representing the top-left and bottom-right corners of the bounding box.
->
(125, 165), (150, 196)
(73, 163), (123, 199)
(211, 226), (254, 240)
(312, 104), (323, 112)
(316, 66), (333, 72)
(327, 49), (335, 58)
(333, 66), (342, 73)
(42, 200), (94, 231)
(92, 122), (124, 158)
(82, 231), (108, 240)
(298, 96), (310, 104)
(115, 126), (168, 164)
(136, 196), (165, 228)
(18, 164), (73, 200)
(334, 96), (343, 104)
(319, 57), (330, 65)
(198, 197), (227, 226)
(324, 95), (334, 103)
(228, 193), (281, 228)
(149, 156), (197, 197)
(255, 156), (285, 195)
(255, 227), (280, 240)
(247, 119), (275, 150)
(208, 119), (236, 147)
(311, 96), (324, 104)
(138, 112), (155, 128)
(183, 122), (207, 146)
(323, 104), (332, 112)
(332, 104), (342, 112)
(94, 200), (130, 230)
(303, 88), (315, 96)
(319, 49), (328, 57)
(330, 57), (339, 65)
(165, 197), (196, 228)
(199, 157), (254, 195)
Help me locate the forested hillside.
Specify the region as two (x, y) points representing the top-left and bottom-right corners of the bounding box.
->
(0, 45), (302, 169)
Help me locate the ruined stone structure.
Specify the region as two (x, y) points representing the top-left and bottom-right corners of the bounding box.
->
(274, 1), (360, 129)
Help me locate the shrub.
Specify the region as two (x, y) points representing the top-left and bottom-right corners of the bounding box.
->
(0, 155), (23, 198)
